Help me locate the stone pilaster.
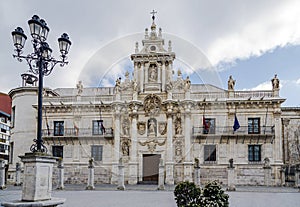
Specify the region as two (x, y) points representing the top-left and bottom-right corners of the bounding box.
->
(183, 103), (193, 182)
(128, 110), (138, 184)
(165, 106), (174, 185)
(0, 159), (6, 190)
(280, 166), (286, 186)
(86, 159), (95, 190)
(112, 108), (121, 184)
(56, 159), (64, 190)
(140, 63), (144, 92)
(117, 158), (125, 190)
(158, 158), (165, 190)
(274, 109), (283, 164)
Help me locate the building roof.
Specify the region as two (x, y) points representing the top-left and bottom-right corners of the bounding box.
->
(0, 92), (11, 116)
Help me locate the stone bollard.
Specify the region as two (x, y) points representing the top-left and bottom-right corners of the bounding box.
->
(280, 166), (286, 187)
(227, 158), (236, 191)
(15, 162), (22, 186)
(295, 164), (300, 189)
(0, 159), (6, 189)
(86, 158), (95, 190)
(117, 158), (125, 190)
(56, 159), (64, 190)
(158, 158), (165, 190)
(263, 158), (272, 186)
(194, 158), (201, 187)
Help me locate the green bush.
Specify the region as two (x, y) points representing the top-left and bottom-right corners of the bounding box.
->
(174, 181), (201, 207)
(174, 181), (229, 207)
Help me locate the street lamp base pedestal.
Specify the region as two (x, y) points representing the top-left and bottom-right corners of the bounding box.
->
(1, 197), (65, 207)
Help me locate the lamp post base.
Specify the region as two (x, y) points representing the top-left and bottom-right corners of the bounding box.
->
(2, 197), (65, 207)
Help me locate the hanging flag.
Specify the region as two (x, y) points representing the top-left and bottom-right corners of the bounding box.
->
(233, 114), (240, 132)
(100, 120), (106, 134)
(203, 115), (209, 130)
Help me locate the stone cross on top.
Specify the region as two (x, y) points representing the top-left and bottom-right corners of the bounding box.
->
(150, 9), (157, 21)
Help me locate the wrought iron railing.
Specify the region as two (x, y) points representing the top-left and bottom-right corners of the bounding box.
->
(192, 126), (275, 136)
(42, 127), (114, 138)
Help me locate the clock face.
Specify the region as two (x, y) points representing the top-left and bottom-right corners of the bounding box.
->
(150, 45), (156, 51)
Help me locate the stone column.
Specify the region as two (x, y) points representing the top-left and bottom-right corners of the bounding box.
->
(165, 106), (174, 185)
(144, 63), (148, 84)
(86, 158), (95, 190)
(194, 159), (201, 187)
(264, 166), (272, 186)
(0, 159), (6, 190)
(129, 111), (138, 184)
(117, 158), (125, 190)
(56, 159), (64, 190)
(158, 158), (165, 190)
(112, 108), (121, 184)
(15, 162), (22, 186)
(183, 103), (193, 182)
(227, 159), (236, 191)
(161, 62), (166, 91)
(274, 111), (282, 164)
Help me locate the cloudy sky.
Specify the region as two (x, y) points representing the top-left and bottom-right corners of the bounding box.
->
(1, 0), (300, 106)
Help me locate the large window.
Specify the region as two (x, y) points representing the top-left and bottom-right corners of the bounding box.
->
(204, 145), (216, 162)
(248, 118), (260, 134)
(52, 145), (63, 158)
(248, 145), (261, 162)
(203, 118), (216, 134)
(91, 145), (103, 161)
(54, 121), (64, 136)
(92, 120), (104, 135)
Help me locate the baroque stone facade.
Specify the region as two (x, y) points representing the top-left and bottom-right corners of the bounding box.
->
(8, 15), (298, 187)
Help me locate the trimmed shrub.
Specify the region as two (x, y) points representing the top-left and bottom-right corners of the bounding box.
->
(174, 180), (229, 207)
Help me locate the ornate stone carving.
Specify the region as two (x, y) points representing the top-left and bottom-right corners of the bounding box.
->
(139, 138), (166, 152)
(184, 76), (191, 91)
(159, 122), (167, 135)
(174, 139), (183, 162)
(144, 94), (161, 116)
(137, 122), (146, 135)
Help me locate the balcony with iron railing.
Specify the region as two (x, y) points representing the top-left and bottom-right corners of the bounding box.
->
(42, 127), (114, 139)
(192, 125), (275, 138)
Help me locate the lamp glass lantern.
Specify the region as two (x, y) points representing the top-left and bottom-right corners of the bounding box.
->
(11, 27), (27, 50)
(28, 15), (43, 39)
(58, 33), (72, 56)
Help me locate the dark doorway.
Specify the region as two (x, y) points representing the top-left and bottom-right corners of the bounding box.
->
(142, 154), (160, 184)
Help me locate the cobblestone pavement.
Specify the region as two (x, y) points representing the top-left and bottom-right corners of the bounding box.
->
(0, 185), (299, 207)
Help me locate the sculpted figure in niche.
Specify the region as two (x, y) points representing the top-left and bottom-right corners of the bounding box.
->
(271, 74), (279, 90)
(175, 113), (182, 135)
(122, 141), (129, 156)
(148, 119), (157, 136)
(122, 119), (130, 136)
(228, 75), (235, 90)
(149, 65), (157, 82)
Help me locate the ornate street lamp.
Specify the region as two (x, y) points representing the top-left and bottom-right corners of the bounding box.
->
(11, 15), (71, 153)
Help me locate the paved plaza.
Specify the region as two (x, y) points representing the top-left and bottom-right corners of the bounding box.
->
(0, 185), (299, 207)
